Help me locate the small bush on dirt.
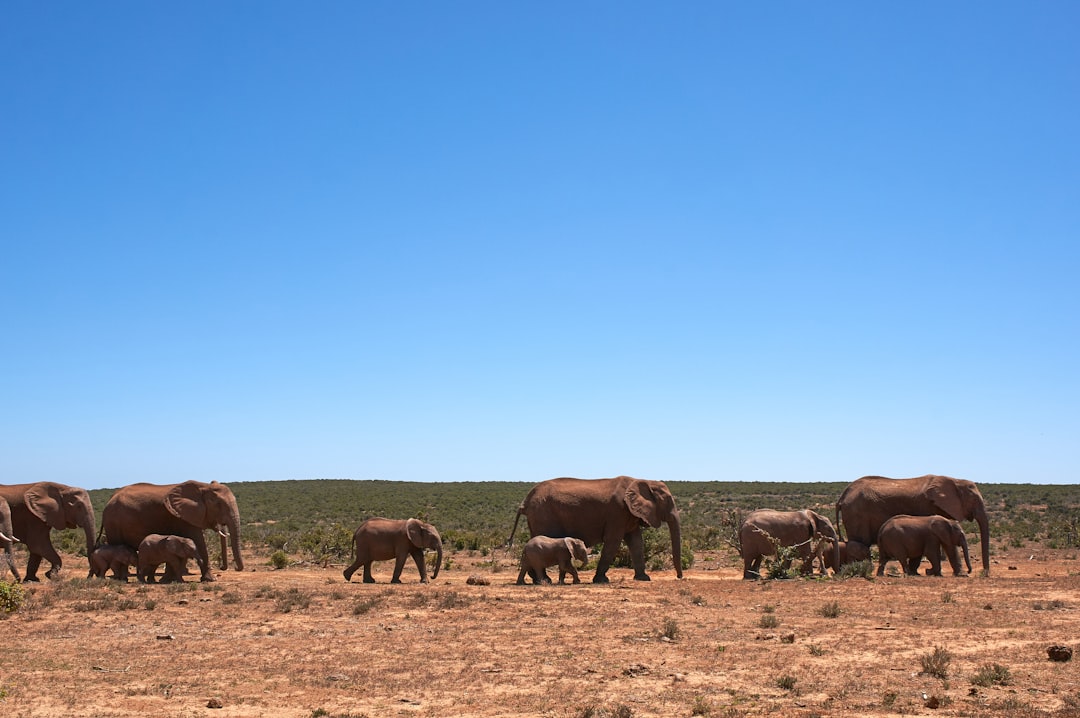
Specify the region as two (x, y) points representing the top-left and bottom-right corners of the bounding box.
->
(838, 560), (873, 579)
(941, 591), (954, 603)
(691, 695), (712, 716)
(353, 596), (384, 615)
(920, 646), (952, 679)
(661, 618), (680, 641)
(269, 550), (290, 569)
(808, 644), (826, 656)
(221, 591), (242, 605)
(0, 581), (26, 614)
(578, 705), (633, 718)
(436, 591), (469, 609)
(776, 674), (797, 691)
(971, 663), (1011, 686)
(275, 587), (312, 613)
(759, 614), (780, 629)
(819, 601), (841, 618)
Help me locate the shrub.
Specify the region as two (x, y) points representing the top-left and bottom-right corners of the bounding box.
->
(838, 560), (874, 579)
(690, 695), (711, 716)
(759, 614), (780, 629)
(920, 646), (952, 679)
(776, 674), (797, 691)
(275, 588), (312, 613)
(661, 618), (680, 641)
(971, 663), (1011, 687)
(819, 601), (841, 618)
(0, 581), (25, 614)
(269, 551), (290, 570)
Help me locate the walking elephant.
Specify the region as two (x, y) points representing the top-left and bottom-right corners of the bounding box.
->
(517, 536), (589, 585)
(137, 534), (201, 583)
(101, 481), (243, 582)
(508, 476), (683, 583)
(1, 497), (20, 581)
(88, 543), (139, 580)
(343, 518), (443, 584)
(877, 515), (972, 577)
(0, 482), (96, 581)
(738, 509), (841, 579)
(836, 474), (990, 575)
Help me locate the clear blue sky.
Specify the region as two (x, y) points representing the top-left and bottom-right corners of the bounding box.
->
(3, 4), (1077, 490)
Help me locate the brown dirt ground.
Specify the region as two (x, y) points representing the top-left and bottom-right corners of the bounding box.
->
(3, 546), (1080, 718)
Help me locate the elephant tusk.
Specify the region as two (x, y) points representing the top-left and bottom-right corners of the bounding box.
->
(0, 532), (14, 542)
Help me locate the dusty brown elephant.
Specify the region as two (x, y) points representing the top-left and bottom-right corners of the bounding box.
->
(517, 536), (589, 585)
(1, 497), (20, 581)
(0, 482), (96, 581)
(508, 476), (683, 583)
(342, 518), (443, 584)
(822, 539), (872, 573)
(101, 481), (243, 582)
(738, 509), (841, 579)
(138, 534), (201, 583)
(877, 515), (971, 577)
(88, 543), (139, 580)
(836, 474), (990, 575)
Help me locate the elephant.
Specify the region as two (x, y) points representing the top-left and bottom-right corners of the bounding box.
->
(836, 474), (990, 575)
(508, 476), (683, 584)
(738, 509), (841, 580)
(88, 543), (139, 580)
(517, 536), (589, 585)
(343, 517), (443, 584)
(1, 497), (20, 581)
(0, 482), (97, 581)
(822, 539), (872, 573)
(101, 480), (244, 582)
(137, 534), (201, 583)
(876, 514), (972, 577)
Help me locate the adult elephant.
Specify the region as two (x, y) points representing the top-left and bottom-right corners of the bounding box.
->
(738, 509), (841, 580)
(342, 517), (443, 584)
(877, 514), (972, 577)
(101, 481), (243, 582)
(836, 474), (990, 575)
(0, 482), (96, 581)
(509, 476), (683, 583)
(1, 497), (20, 581)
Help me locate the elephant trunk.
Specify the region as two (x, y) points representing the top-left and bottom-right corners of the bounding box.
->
(430, 539), (442, 581)
(81, 515), (97, 556)
(959, 529), (972, 574)
(668, 513), (683, 579)
(223, 511), (243, 572)
(973, 504), (990, 575)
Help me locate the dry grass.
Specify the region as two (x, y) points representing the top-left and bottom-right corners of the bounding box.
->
(2, 546), (1080, 716)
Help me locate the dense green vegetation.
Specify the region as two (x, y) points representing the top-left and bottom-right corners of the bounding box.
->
(67, 480), (1078, 566)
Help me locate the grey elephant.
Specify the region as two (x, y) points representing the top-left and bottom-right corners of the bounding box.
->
(877, 515), (972, 577)
(102, 480), (243, 582)
(1, 497), (20, 581)
(88, 543), (139, 580)
(739, 509), (841, 580)
(509, 476), (682, 583)
(822, 539), (872, 573)
(517, 536), (589, 585)
(343, 517), (443, 584)
(836, 474), (990, 575)
(0, 482), (97, 581)
(137, 534), (202, 584)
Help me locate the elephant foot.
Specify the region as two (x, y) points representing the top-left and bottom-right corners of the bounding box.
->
(592, 574), (610, 584)
(199, 574), (215, 583)
(342, 570), (353, 582)
(23, 575), (40, 583)
(390, 578), (402, 584)
(633, 573), (651, 581)
(362, 577), (375, 584)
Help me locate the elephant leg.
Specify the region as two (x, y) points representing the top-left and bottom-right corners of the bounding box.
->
(592, 536), (622, 583)
(390, 553), (409, 583)
(905, 555), (922, 576)
(411, 549), (428, 583)
(24, 553), (44, 582)
(538, 568), (552, 584)
(190, 535), (213, 582)
(625, 530), (650, 581)
(5, 551), (21, 582)
(516, 564), (528, 585)
(362, 563), (376, 583)
(563, 559), (580, 584)
(876, 554), (888, 576)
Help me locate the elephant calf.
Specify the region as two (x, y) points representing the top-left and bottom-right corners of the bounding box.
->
(517, 536), (589, 585)
(88, 543), (139, 580)
(822, 540), (872, 573)
(876, 515), (972, 577)
(137, 534), (201, 584)
(739, 509), (841, 580)
(343, 518), (443, 584)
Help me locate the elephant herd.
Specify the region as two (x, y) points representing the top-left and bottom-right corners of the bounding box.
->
(0, 473), (991, 587)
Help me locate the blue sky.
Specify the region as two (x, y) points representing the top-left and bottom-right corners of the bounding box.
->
(3, 4), (1077, 489)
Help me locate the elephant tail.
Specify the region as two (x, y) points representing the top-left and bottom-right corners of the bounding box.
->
(506, 504), (525, 549)
(835, 502), (845, 542)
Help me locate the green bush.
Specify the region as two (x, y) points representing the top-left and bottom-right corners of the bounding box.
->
(0, 581), (25, 614)
(269, 550), (290, 569)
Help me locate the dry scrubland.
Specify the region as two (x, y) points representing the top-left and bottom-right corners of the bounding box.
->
(3, 545), (1080, 718)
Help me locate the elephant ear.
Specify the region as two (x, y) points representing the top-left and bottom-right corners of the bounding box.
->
(624, 481), (662, 529)
(405, 519), (425, 548)
(165, 482), (208, 526)
(925, 476), (966, 521)
(25, 483), (66, 530)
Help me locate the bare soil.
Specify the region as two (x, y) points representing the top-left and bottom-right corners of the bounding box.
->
(3, 547), (1080, 717)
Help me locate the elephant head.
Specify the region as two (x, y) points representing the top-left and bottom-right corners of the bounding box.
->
(25, 482), (96, 555)
(164, 481), (243, 572)
(932, 519), (972, 575)
(165, 535), (199, 561)
(565, 537), (589, 567)
(406, 518), (442, 581)
(925, 476), (987, 575)
(825, 540), (872, 572)
(624, 479), (683, 579)
(802, 510), (841, 575)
